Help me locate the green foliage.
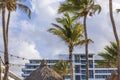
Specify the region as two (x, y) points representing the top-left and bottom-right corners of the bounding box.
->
(48, 13), (85, 47)
(0, 0), (31, 18)
(116, 9), (120, 13)
(58, 0), (101, 17)
(96, 41), (118, 68)
(52, 60), (70, 79)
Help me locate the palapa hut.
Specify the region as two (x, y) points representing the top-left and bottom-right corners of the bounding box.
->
(25, 60), (63, 80)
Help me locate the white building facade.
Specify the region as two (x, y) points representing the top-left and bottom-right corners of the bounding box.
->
(22, 53), (116, 80)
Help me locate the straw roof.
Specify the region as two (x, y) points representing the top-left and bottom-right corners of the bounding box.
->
(25, 60), (63, 80)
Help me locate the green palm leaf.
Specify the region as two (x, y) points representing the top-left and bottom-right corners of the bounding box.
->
(52, 60), (70, 79)
(17, 3), (31, 18)
(97, 41), (118, 67)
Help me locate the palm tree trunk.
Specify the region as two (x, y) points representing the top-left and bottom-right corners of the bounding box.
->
(83, 15), (89, 80)
(69, 45), (74, 80)
(2, 4), (9, 80)
(6, 11), (11, 43)
(109, 0), (120, 80)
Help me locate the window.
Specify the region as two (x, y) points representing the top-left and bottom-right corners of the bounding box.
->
(81, 65), (86, 69)
(95, 75), (108, 78)
(30, 60), (40, 63)
(81, 60), (86, 64)
(74, 55), (80, 63)
(95, 70), (110, 73)
(81, 55), (86, 59)
(75, 65), (80, 73)
(81, 75), (86, 79)
(89, 70), (94, 78)
(89, 55), (93, 58)
(75, 75), (80, 80)
(89, 63), (93, 68)
(81, 70), (86, 74)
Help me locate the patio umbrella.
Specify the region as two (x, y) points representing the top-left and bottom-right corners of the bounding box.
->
(25, 60), (63, 80)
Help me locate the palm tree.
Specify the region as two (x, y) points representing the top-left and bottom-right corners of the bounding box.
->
(0, 0), (31, 80)
(58, 0), (101, 80)
(52, 60), (70, 80)
(96, 41), (118, 80)
(109, 0), (120, 80)
(96, 41), (117, 68)
(48, 13), (88, 80)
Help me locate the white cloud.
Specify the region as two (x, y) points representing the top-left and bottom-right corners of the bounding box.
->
(8, 39), (41, 77)
(9, 40), (41, 59)
(30, 0), (60, 21)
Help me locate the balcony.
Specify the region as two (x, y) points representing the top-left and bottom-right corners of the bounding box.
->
(22, 68), (36, 72)
(21, 73), (30, 77)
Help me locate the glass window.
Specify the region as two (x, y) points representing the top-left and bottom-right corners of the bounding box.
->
(75, 75), (80, 80)
(81, 55), (86, 59)
(81, 60), (86, 64)
(81, 70), (86, 74)
(81, 75), (86, 79)
(74, 55), (80, 63)
(89, 55), (93, 58)
(81, 65), (86, 69)
(75, 65), (80, 73)
(95, 75), (108, 78)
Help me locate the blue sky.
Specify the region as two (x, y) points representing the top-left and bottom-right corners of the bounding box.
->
(0, 0), (120, 78)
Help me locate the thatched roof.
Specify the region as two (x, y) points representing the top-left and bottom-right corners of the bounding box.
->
(25, 60), (63, 80)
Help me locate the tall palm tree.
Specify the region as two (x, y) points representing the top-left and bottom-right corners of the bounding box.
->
(52, 60), (70, 80)
(96, 41), (117, 68)
(48, 13), (89, 80)
(109, 0), (120, 80)
(58, 0), (101, 80)
(96, 41), (118, 80)
(0, 0), (31, 80)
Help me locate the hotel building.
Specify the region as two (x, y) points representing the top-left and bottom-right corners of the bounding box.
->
(22, 53), (116, 80)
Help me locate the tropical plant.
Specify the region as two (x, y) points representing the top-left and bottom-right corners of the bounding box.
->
(0, 0), (31, 79)
(52, 60), (70, 79)
(96, 41), (117, 68)
(109, 0), (120, 80)
(58, 0), (101, 80)
(48, 13), (89, 80)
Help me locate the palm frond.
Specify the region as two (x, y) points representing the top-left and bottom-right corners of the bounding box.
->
(51, 23), (66, 35)
(48, 13), (84, 48)
(71, 23), (83, 41)
(71, 15), (79, 22)
(116, 9), (120, 13)
(56, 18), (64, 23)
(74, 39), (93, 46)
(48, 28), (69, 44)
(0, 3), (3, 11)
(96, 60), (112, 67)
(58, 3), (80, 13)
(52, 60), (70, 78)
(91, 4), (101, 14)
(97, 41), (118, 67)
(17, 3), (31, 18)
(58, 0), (101, 17)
